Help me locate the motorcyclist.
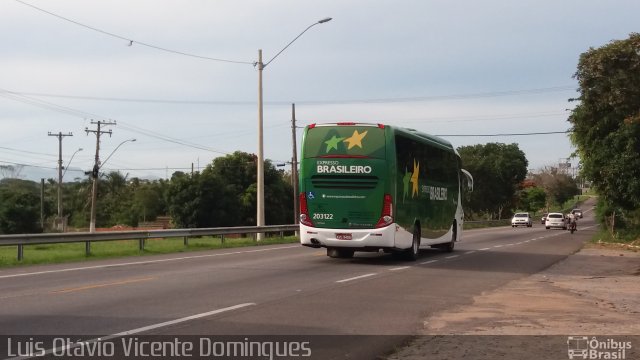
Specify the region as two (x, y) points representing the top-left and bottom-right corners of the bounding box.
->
(567, 212), (577, 231)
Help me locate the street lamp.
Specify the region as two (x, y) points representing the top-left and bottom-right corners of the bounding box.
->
(89, 138), (136, 233)
(256, 17), (332, 240)
(102, 138), (136, 168)
(62, 148), (83, 179)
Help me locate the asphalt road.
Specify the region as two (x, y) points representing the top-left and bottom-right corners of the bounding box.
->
(0, 206), (597, 359)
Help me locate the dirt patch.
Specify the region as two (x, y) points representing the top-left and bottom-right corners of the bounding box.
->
(387, 245), (640, 359)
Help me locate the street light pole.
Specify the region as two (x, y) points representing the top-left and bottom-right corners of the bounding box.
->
(257, 49), (265, 239)
(255, 17), (332, 240)
(291, 103), (299, 225)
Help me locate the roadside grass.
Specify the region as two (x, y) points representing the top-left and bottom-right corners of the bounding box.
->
(0, 235), (300, 268)
(463, 219), (511, 230)
(591, 228), (640, 245)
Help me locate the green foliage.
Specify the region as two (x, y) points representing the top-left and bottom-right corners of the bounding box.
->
(0, 179), (46, 234)
(594, 196), (640, 240)
(531, 167), (580, 207)
(165, 151), (293, 228)
(519, 187), (546, 213)
(569, 33), (640, 212)
(458, 143), (528, 218)
(0, 151), (295, 233)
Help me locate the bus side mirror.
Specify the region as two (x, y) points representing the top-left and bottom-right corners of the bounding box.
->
(461, 169), (473, 192)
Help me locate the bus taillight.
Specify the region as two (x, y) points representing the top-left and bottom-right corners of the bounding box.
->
(299, 192), (315, 227)
(375, 194), (393, 228)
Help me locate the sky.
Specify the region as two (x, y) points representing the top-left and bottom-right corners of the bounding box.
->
(1, 0), (639, 181)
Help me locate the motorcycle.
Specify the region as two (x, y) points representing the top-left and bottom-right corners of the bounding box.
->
(569, 221), (577, 234)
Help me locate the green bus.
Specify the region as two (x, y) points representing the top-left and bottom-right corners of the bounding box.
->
(298, 122), (473, 259)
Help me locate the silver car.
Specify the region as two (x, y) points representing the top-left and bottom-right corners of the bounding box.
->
(545, 212), (567, 230)
(511, 212), (533, 227)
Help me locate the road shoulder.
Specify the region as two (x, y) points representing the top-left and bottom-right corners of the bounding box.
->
(387, 244), (640, 359)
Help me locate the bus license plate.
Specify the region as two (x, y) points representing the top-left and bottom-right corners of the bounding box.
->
(336, 233), (352, 240)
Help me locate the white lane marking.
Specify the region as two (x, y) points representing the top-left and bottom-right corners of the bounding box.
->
(112, 303), (256, 335)
(464, 251), (476, 255)
(6, 303), (256, 360)
(389, 266), (410, 271)
(0, 246), (300, 279)
(493, 245), (503, 248)
(336, 273), (377, 283)
(479, 248), (491, 251)
(445, 255), (459, 259)
(420, 260), (438, 265)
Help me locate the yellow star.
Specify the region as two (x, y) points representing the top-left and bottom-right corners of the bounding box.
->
(410, 160), (420, 197)
(342, 130), (368, 150)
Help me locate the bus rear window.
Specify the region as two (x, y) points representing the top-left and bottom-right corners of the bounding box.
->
(303, 126), (386, 159)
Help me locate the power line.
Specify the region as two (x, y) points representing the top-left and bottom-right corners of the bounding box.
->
(13, 0), (254, 65)
(11, 85), (576, 106)
(436, 130), (571, 137)
(0, 89), (230, 155)
(0, 89), (108, 120)
(0, 145), (57, 158)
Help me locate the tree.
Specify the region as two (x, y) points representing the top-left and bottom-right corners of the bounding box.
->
(0, 179), (47, 234)
(531, 167), (580, 208)
(130, 178), (167, 223)
(569, 33), (640, 212)
(458, 143), (528, 219)
(165, 152), (295, 228)
(519, 187), (547, 213)
(165, 171), (203, 228)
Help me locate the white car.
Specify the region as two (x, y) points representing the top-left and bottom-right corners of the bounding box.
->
(545, 212), (567, 230)
(511, 212), (532, 227)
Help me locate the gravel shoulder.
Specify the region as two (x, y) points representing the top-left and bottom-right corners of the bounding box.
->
(387, 243), (640, 359)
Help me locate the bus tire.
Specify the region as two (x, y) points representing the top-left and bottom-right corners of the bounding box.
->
(327, 247), (354, 259)
(442, 221), (457, 253)
(403, 226), (421, 261)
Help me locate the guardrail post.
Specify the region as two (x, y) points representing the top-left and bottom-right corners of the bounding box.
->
(220, 235), (225, 245)
(183, 236), (189, 246)
(17, 244), (24, 261)
(139, 238), (145, 251)
(280, 231), (284, 238)
(85, 241), (91, 256)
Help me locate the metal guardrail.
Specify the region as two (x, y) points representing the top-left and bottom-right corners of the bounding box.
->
(0, 220), (509, 261)
(0, 224), (300, 261)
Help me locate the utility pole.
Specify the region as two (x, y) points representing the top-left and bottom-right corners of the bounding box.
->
(85, 120), (115, 233)
(256, 49), (265, 241)
(48, 131), (73, 231)
(291, 103), (299, 225)
(40, 179), (45, 230)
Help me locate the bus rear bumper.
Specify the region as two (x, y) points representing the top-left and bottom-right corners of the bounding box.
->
(299, 224), (402, 250)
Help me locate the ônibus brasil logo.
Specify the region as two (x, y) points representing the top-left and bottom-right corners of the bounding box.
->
(567, 336), (632, 359)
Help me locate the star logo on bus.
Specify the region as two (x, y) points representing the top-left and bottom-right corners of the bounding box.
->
(411, 160), (420, 198)
(324, 135), (345, 152)
(402, 168), (411, 202)
(343, 130), (368, 150)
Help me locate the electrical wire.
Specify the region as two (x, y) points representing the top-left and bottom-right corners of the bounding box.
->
(0, 89), (231, 155)
(13, 0), (254, 65)
(11, 85), (576, 106)
(436, 130), (571, 137)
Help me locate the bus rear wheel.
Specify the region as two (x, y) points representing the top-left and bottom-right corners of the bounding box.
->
(443, 221), (457, 252)
(402, 226), (421, 261)
(327, 248), (354, 259)
(435, 220), (456, 252)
